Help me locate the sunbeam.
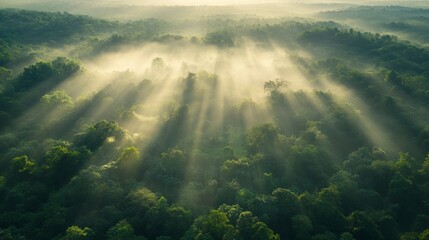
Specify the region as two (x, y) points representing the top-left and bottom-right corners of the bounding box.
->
(1, 4), (429, 240)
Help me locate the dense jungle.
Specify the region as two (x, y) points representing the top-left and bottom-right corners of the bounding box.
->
(1, 1), (429, 239)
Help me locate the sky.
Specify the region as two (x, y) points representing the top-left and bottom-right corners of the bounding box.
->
(70, 0), (418, 6)
(1, 0), (427, 6)
(0, 0), (427, 20)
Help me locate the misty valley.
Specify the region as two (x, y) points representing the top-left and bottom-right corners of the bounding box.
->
(1, 1), (429, 240)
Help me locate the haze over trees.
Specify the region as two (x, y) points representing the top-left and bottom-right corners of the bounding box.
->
(0, 1), (429, 239)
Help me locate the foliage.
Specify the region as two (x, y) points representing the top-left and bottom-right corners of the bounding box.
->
(204, 31), (235, 47)
(42, 90), (73, 107)
(106, 220), (145, 240)
(60, 226), (94, 240)
(74, 120), (125, 151)
(0, 7), (429, 240)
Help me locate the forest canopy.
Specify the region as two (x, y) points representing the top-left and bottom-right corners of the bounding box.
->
(0, 3), (429, 240)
